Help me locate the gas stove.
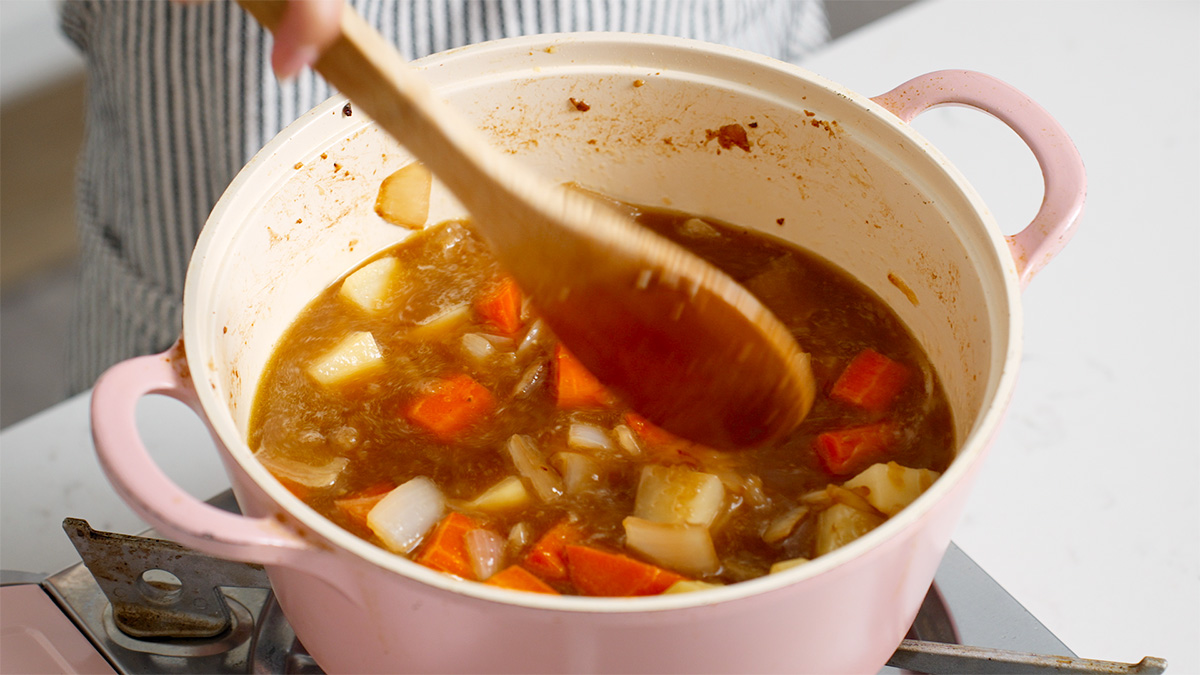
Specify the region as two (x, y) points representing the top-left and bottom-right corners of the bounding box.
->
(1, 491), (1166, 674)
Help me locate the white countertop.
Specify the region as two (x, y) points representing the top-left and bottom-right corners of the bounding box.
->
(2, 0), (1197, 672)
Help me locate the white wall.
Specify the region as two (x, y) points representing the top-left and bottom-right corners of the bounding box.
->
(1, 0), (84, 104)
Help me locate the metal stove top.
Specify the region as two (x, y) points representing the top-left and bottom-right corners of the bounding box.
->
(1, 491), (1167, 674)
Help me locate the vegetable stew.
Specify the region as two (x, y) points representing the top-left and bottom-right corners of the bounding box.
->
(248, 192), (955, 596)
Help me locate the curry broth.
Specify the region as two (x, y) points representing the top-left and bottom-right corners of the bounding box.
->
(248, 205), (955, 592)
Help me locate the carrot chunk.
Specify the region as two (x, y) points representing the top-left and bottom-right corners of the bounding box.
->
(415, 512), (481, 580)
(485, 565), (561, 594)
(554, 344), (613, 408)
(474, 276), (524, 336)
(564, 545), (686, 596)
(830, 349), (910, 411)
(523, 520), (586, 582)
(402, 374), (495, 441)
(815, 423), (894, 475)
(334, 482), (396, 530)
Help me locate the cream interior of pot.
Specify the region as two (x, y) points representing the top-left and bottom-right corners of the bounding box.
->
(189, 36), (1015, 477)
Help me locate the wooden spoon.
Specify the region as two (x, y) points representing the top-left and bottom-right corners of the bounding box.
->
(238, 0), (816, 448)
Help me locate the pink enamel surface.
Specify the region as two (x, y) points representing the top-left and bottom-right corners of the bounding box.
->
(89, 342), (320, 567)
(871, 69), (1086, 288)
(88, 35), (1085, 674)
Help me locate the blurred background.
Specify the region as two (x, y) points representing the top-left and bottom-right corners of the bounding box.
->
(0, 0), (914, 428)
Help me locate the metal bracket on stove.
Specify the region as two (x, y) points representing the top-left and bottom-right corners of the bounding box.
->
(888, 640), (1168, 674)
(62, 518), (271, 639)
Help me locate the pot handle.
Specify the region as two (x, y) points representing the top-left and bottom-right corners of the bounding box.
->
(870, 70), (1085, 289)
(90, 342), (328, 571)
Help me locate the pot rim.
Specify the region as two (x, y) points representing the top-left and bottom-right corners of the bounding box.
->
(186, 31), (1023, 613)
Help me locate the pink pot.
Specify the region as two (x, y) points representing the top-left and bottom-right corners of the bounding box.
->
(91, 34), (1084, 674)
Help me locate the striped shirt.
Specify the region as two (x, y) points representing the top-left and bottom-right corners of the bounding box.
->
(59, 0), (828, 393)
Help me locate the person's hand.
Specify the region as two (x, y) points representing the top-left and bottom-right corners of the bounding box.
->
(270, 0), (343, 79)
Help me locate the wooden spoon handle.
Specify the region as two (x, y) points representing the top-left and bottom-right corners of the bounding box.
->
(239, 0), (627, 275)
(237, 0), (816, 448)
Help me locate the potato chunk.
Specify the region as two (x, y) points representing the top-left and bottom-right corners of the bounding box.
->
(307, 331), (384, 386)
(466, 476), (531, 512)
(375, 162), (432, 229)
(623, 516), (720, 577)
(815, 503), (885, 556)
(634, 465), (725, 527)
(843, 462), (940, 517)
(340, 257), (400, 313)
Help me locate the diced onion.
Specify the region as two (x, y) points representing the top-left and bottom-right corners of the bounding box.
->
(464, 528), (506, 581)
(551, 452), (602, 494)
(461, 333), (496, 362)
(679, 217), (721, 239)
(511, 362), (547, 400)
(480, 334), (515, 350)
(622, 516), (720, 577)
(825, 483), (882, 516)
(367, 477), (445, 554)
(567, 423), (613, 453)
(505, 435), (563, 502)
(614, 425), (641, 455)
(516, 319), (546, 358)
(256, 453), (348, 489)
(507, 522), (532, 551)
(762, 506), (810, 544)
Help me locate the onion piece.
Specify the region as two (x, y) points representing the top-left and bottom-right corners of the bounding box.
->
(256, 453), (348, 489)
(461, 333), (496, 362)
(464, 528), (506, 580)
(825, 483), (883, 516)
(505, 434), (563, 502)
(511, 361), (547, 400)
(367, 477), (446, 554)
(480, 334), (515, 350)
(567, 423), (613, 453)
(679, 217), (721, 239)
(516, 319), (546, 359)
(507, 522), (532, 551)
(762, 506), (810, 544)
(622, 516), (720, 577)
(550, 452), (602, 494)
(614, 424), (641, 455)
